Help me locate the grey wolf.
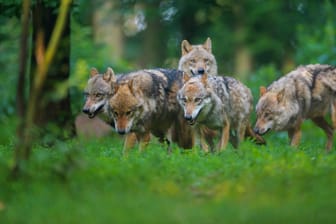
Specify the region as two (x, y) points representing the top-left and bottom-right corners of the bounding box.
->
(177, 72), (262, 152)
(81, 67), (139, 150)
(82, 68), (111, 120)
(178, 37), (218, 77)
(105, 68), (193, 153)
(254, 64), (336, 151)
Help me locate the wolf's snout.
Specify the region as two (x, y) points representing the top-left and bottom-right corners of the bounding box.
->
(184, 114), (193, 121)
(82, 108), (89, 114)
(253, 127), (260, 134)
(253, 126), (269, 135)
(197, 68), (205, 75)
(117, 129), (126, 135)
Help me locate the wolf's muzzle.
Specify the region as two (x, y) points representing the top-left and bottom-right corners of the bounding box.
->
(82, 108), (89, 114)
(117, 129), (126, 135)
(184, 114), (196, 125)
(197, 68), (205, 75)
(253, 127), (269, 135)
(82, 108), (95, 119)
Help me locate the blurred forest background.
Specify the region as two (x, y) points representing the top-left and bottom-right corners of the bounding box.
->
(1, 1), (336, 220)
(0, 0), (335, 148)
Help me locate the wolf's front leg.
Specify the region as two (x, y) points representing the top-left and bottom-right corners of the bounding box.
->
(217, 122), (230, 151)
(235, 123), (247, 149)
(138, 132), (151, 152)
(196, 127), (210, 153)
(122, 132), (150, 155)
(123, 133), (138, 155)
(123, 133), (137, 149)
(331, 100), (336, 130)
(288, 126), (302, 147)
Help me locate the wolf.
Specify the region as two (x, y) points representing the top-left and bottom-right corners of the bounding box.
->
(177, 72), (263, 152)
(82, 68), (112, 120)
(178, 37), (218, 77)
(254, 64), (336, 151)
(105, 68), (194, 153)
(81, 67), (140, 150)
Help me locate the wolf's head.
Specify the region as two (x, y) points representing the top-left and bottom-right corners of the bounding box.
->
(177, 73), (211, 125)
(178, 37), (217, 77)
(107, 80), (143, 134)
(254, 86), (296, 134)
(82, 67), (115, 118)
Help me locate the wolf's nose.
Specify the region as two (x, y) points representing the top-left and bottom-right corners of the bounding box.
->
(253, 127), (259, 134)
(184, 115), (193, 121)
(197, 68), (205, 75)
(82, 108), (89, 114)
(117, 130), (126, 135)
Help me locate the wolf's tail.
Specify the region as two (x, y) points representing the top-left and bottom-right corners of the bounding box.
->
(245, 124), (266, 145)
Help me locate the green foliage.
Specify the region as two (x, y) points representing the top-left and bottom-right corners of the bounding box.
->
(1, 134), (336, 223)
(246, 64), (281, 112)
(0, 17), (20, 119)
(295, 0), (336, 65)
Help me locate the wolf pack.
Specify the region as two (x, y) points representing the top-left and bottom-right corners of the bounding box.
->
(82, 37), (336, 153)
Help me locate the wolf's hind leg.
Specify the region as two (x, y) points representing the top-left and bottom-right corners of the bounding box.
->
(312, 117), (333, 152)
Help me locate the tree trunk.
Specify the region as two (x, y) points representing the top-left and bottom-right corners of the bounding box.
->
(92, 1), (124, 62)
(13, 0), (72, 178)
(138, 2), (167, 67)
(233, 4), (252, 80)
(31, 1), (74, 138)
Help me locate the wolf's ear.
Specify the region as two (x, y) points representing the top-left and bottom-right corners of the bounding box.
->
(183, 72), (191, 83)
(181, 40), (192, 55)
(127, 79), (136, 95)
(276, 89), (285, 102)
(203, 37), (212, 53)
(259, 86), (267, 97)
(90, 68), (99, 77)
(112, 82), (119, 94)
(103, 67), (116, 83)
(201, 73), (208, 87)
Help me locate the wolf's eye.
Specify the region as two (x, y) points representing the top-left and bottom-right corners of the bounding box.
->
(113, 111), (118, 117)
(204, 59), (209, 64)
(264, 112), (271, 118)
(95, 93), (103, 98)
(125, 111), (132, 116)
(181, 97), (187, 103)
(190, 59), (196, 64)
(194, 98), (202, 103)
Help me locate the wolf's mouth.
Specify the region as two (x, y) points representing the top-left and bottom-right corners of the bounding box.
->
(88, 113), (95, 119)
(87, 104), (105, 119)
(255, 127), (270, 135)
(262, 128), (271, 135)
(187, 119), (196, 125)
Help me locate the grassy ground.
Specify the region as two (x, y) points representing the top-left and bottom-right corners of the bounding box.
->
(1, 124), (336, 223)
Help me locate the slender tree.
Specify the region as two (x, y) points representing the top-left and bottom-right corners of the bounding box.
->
(13, 0), (72, 177)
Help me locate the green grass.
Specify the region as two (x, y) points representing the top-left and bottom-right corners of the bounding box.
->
(1, 129), (336, 223)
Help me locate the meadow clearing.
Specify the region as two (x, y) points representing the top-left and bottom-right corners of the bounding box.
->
(0, 119), (336, 223)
